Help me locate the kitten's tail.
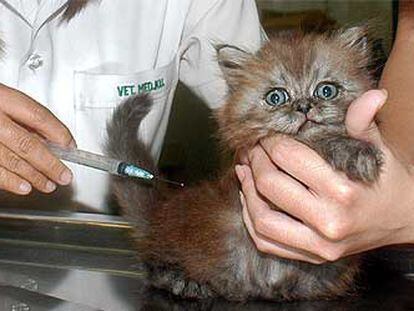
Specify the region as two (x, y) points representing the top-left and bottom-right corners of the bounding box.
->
(105, 95), (157, 233)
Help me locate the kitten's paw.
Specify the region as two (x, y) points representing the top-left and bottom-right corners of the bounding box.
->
(343, 143), (383, 183)
(150, 266), (213, 299)
(319, 137), (383, 183)
(172, 279), (212, 299)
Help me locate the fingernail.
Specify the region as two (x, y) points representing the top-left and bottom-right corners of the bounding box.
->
(19, 182), (31, 194)
(235, 165), (245, 182)
(239, 190), (246, 206)
(68, 139), (77, 148)
(59, 169), (72, 185)
(46, 181), (56, 192)
(238, 150), (250, 165)
(372, 89), (387, 107)
(374, 89), (388, 111)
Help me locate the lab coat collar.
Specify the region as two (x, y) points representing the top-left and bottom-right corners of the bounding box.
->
(0, 0), (70, 29)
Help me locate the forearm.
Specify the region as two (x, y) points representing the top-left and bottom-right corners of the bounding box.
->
(378, 2), (414, 163)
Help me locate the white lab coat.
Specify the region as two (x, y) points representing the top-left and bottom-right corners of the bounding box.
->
(0, 0), (264, 211)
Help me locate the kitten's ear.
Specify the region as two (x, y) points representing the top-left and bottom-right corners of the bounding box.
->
(338, 26), (369, 55)
(216, 45), (251, 91)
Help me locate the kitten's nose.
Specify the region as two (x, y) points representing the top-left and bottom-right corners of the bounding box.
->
(296, 103), (311, 114)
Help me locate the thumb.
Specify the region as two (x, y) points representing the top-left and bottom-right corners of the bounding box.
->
(345, 89), (387, 145)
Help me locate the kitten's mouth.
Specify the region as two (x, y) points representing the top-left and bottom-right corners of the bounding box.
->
(297, 117), (323, 133)
(305, 113), (323, 124)
(297, 120), (318, 133)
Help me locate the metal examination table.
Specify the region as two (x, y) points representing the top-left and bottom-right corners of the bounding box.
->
(0, 208), (413, 311)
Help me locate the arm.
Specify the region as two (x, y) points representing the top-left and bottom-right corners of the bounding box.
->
(378, 1), (414, 163)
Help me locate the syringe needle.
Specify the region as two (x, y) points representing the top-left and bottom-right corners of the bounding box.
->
(154, 176), (185, 187)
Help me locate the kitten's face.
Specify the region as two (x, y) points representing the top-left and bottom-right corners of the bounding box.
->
(217, 28), (374, 150)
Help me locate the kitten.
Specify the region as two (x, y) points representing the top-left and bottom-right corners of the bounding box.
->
(105, 27), (382, 301)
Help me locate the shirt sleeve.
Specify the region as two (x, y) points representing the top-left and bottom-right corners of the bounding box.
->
(179, 0), (266, 109)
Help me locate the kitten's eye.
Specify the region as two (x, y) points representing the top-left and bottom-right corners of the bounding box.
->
(314, 83), (339, 100)
(265, 88), (289, 107)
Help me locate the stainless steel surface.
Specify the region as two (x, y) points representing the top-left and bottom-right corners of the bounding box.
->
(0, 209), (414, 310)
(0, 209), (142, 310)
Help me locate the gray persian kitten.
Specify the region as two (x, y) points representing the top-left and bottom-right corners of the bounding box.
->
(106, 27), (382, 301)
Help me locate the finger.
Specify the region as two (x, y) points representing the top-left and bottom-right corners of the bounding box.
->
(237, 164), (341, 260)
(236, 149), (249, 165)
(0, 86), (76, 147)
(0, 116), (72, 185)
(244, 147), (327, 227)
(0, 167), (32, 195)
(242, 205), (325, 264)
(259, 137), (348, 198)
(0, 144), (56, 193)
(337, 230), (393, 258)
(345, 89), (387, 146)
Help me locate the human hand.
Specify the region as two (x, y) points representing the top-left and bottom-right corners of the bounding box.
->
(236, 89), (414, 264)
(0, 84), (75, 195)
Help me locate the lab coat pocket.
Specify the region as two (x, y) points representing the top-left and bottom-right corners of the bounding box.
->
(72, 59), (177, 209)
(73, 59), (177, 154)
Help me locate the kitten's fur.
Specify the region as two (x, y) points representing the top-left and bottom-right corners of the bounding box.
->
(106, 27), (382, 301)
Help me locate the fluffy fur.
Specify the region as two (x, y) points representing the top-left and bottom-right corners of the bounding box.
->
(106, 27), (382, 301)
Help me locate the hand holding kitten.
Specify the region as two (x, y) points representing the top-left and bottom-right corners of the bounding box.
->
(238, 89), (414, 263)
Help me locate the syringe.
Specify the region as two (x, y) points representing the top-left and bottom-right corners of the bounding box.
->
(47, 143), (184, 187)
